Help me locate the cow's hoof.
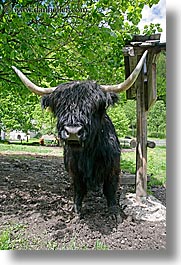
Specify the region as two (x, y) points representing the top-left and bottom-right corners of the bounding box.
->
(74, 203), (82, 215)
(110, 213), (123, 224)
(108, 206), (123, 224)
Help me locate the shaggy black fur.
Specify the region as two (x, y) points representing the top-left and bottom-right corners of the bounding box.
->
(41, 81), (121, 217)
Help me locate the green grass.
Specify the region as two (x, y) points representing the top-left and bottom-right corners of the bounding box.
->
(121, 146), (166, 186)
(60, 238), (109, 250)
(0, 224), (27, 250)
(0, 223), (58, 250)
(0, 143), (63, 156)
(0, 229), (11, 250)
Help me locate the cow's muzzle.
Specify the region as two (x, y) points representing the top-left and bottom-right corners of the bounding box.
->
(61, 126), (83, 144)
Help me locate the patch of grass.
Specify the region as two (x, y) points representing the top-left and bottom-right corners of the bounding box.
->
(0, 229), (11, 250)
(61, 238), (109, 250)
(0, 143), (63, 156)
(121, 146), (166, 186)
(94, 240), (109, 250)
(121, 154), (136, 174)
(0, 224), (27, 250)
(0, 223), (58, 250)
(46, 241), (58, 250)
(147, 147), (166, 186)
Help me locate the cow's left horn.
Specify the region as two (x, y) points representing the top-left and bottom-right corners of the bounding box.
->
(12, 66), (57, 95)
(100, 50), (148, 93)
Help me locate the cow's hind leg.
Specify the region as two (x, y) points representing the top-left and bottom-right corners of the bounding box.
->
(103, 176), (122, 223)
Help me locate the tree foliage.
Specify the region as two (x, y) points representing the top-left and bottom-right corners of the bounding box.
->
(123, 100), (136, 136)
(148, 100), (166, 138)
(0, 0), (161, 133)
(156, 51), (166, 103)
(107, 103), (129, 138)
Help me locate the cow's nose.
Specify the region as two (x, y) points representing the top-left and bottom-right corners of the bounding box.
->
(63, 126), (83, 141)
(64, 126), (82, 135)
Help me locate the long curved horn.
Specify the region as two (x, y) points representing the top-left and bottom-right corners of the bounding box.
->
(12, 50), (147, 95)
(100, 50), (148, 93)
(12, 66), (57, 96)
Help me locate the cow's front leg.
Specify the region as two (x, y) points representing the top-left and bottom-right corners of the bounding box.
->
(73, 178), (87, 215)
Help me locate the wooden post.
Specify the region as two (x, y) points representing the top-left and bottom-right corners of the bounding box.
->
(136, 55), (148, 200)
(123, 35), (166, 200)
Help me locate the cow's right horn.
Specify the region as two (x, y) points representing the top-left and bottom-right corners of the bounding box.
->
(100, 50), (148, 93)
(12, 66), (57, 96)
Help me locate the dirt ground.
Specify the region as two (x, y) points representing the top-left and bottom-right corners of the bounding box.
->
(0, 152), (166, 250)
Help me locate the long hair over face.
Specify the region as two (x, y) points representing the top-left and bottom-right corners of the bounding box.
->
(41, 81), (119, 146)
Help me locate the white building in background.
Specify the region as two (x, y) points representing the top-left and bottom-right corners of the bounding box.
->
(9, 130), (30, 141)
(0, 129), (6, 140)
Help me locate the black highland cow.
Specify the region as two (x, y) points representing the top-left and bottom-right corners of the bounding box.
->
(41, 81), (121, 216)
(12, 50), (147, 221)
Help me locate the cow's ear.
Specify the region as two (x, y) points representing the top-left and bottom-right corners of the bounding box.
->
(105, 92), (119, 108)
(41, 95), (52, 112)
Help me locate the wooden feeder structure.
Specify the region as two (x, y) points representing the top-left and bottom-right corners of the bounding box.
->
(122, 34), (166, 200)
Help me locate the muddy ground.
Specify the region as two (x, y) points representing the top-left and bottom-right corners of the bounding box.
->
(0, 152), (166, 250)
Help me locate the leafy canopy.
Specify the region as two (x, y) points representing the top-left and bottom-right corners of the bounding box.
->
(0, 0), (161, 132)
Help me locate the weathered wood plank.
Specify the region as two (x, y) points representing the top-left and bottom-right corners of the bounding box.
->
(126, 55), (138, 99)
(146, 52), (158, 110)
(136, 55), (148, 198)
(130, 33), (161, 42)
(120, 138), (156, 149)
(119, 138), (136, 148)
(147, 140), (156, 148)
(120, 173), (150, 185)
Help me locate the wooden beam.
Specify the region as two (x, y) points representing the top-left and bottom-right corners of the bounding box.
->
(120, 173), (151, 185)
(145, 52), (158, 110)
(122, 35), (166, 199)
(147, 140), (156, 148)
(120, 138), (156, 149)
(119, 138), (136, 148)
(126, 55), (138, 99)
(135, 55), (148, 199)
